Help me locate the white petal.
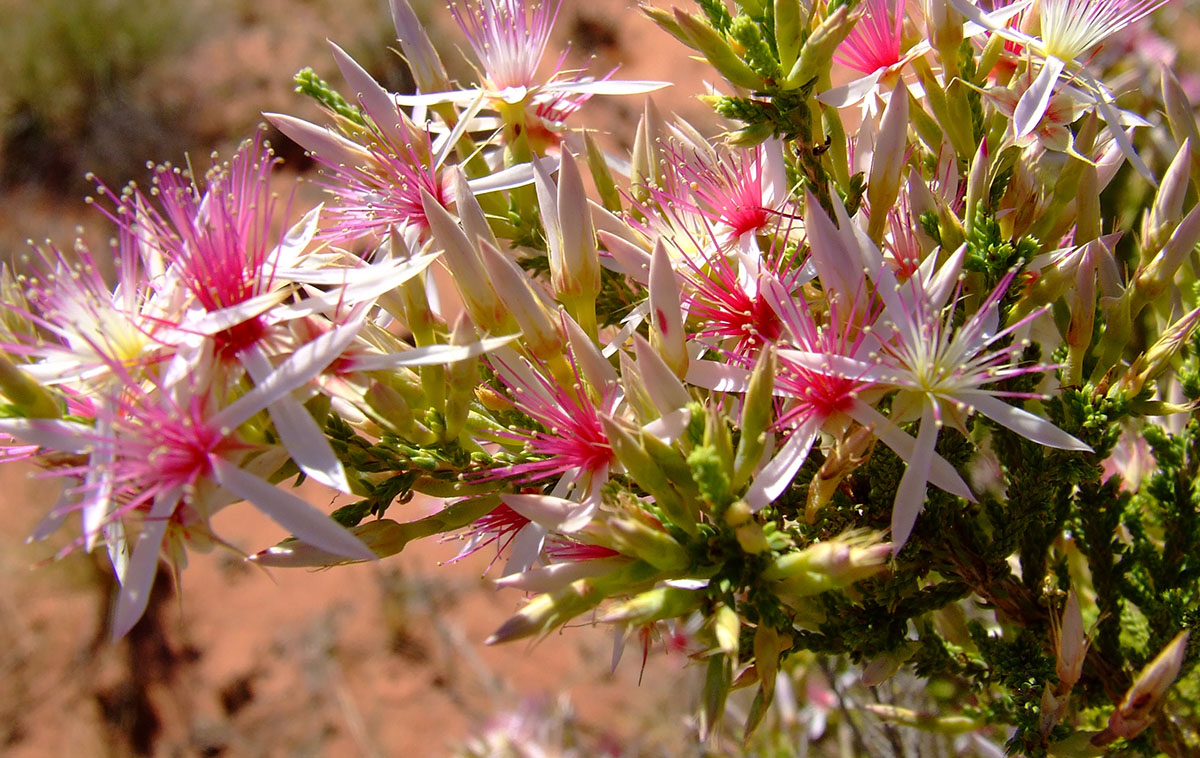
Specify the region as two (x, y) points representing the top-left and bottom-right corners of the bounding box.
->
(1014, 56), (1065, 138)
(211, 457), (375, 561)
(632, 335), (690, 414)
(745, 418), (820, 511)
(264, 113), (370, 167)
(266, 204), (322, 271)
(502, 522), (546, 576)
(817, 70), (885, 108)
(241, 346), (349, 492)
(214, 304), (369, 431)
(684, 360), (752, 392)
(329, 41), (408, 147)
(111, 517), (169, 639)
(642, 407), (692, 443)
(544, 79), (670, 96)
(493, 558), (622, 593)
(891, 405), (938, 553)
(348, 334), (518, 371)
(467, 162), (537, 194)
(502, 493), (595, 532)
(963, 392), (1091, 451)
(0, 417), (94, 453)
(850, 400), (975, 500)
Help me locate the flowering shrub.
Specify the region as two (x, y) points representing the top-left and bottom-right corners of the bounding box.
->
(4, 0), (1200, 754)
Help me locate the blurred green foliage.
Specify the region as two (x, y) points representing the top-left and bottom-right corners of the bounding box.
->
(0, 0), (197, 189)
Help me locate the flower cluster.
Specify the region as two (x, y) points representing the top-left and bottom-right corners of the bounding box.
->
(4, 0), (1200, 753)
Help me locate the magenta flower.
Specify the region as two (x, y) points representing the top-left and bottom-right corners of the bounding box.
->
(1, 237), (179, 390)
(834, 0), (905, 75)
(785, 253), (1089, 548)
(1, 353), (375, 637)
(103, 135), (287, 360)
(452, 0), (561, 102)
(657, 140), (791, 245)
(949, 0), (1168, 179)
(485, 348), (616, 505)
(394, 0), (665, 118)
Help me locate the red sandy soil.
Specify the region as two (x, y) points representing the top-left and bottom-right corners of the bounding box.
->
(0, 1), (716, 756)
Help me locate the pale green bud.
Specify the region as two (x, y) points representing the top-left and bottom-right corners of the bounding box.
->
(700, 652), (734, 740)
(363, 381), (437, 445)
(1162, 67), (1200, 191)
(733, 348), (776, 491)
(388, 0), (451, 93)
(867, 81), (911, 243)
(443, 313), (479, 440)
(774, 0), (803, 75)
(1117, 306), (1200, 398)
(1055, 590), (1088, 691)
(764, 532), (891, 595)
(649, 240), (689, 379)
(584, 131), (622, 213)
(862, 643), (918, 686)
(963, 138), (991, 240)
(601, 585), (705, 624)
(420, 189), (508, 332)
(0, 352), (59, 419)
(787, 6), (856, 90)
(607, 515), (691, 572)
(1135, 199), (1200, 309)
(673, 9), (765, 91)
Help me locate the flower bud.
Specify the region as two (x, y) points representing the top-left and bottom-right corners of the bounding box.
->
(963, 138), (990, 239)
(1162, 68), (1200, 189)
(584, 131), (622, 213)
(700, 652), (734, 740)
(632, 334), (690, 414)
(600, 585), (705, 624)
(1135, 199), (1200, 308)
(534, 148), (600, 308)
(0, 352), (59, 419)
(1142, 140), (1193, 256)
(420, 189), (508, 332)
(1094, 630), (1190, 745)
(764, 532), (891, 596)
(478, 239), (564, 362)
(865, 704), (983, 734)
(607, 516), (690, 572)
(250, 519), (409, 567)
(388, 0), (451, 93)
(925, 0), (963, 75)
(862, 642), (918, 686)
(733, 348), (776, 491)
(713, 603), (741, 656)
(649, 240), (689, 378)
(1117, 306), (1200, 398)
(443, 313), (479, 440)
(673, 9), (765, 91)
(787, 6), (856, 90)
(774, 0), (803, 74)
(363, 381), (437, 445)
(1055, 590), (1088, 692)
